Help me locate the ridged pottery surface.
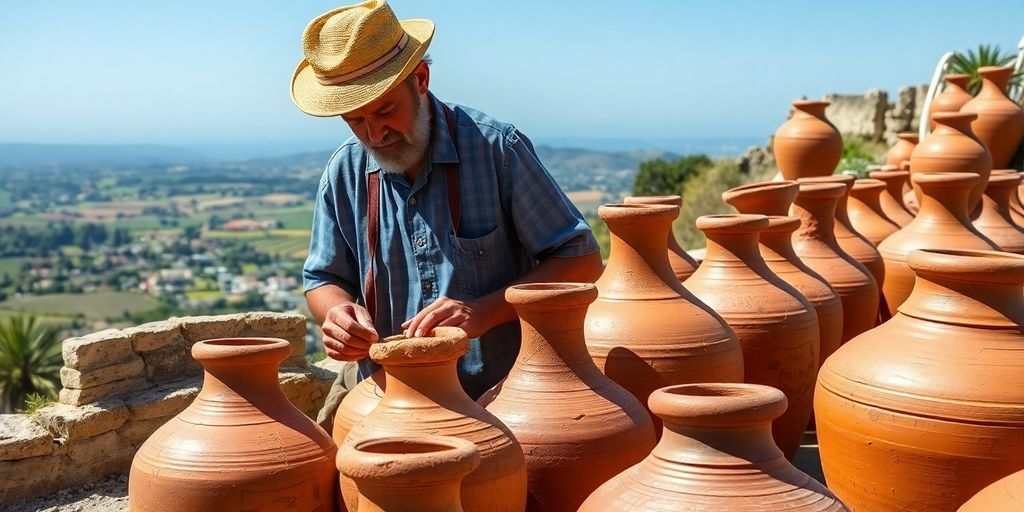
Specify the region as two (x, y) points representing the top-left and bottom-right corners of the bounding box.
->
(332, 369), (384, 446)
(339, 436), (479, 512)
(929, 73), (973, 128)
(791, 182), (879, 343)
(910, 112), (993, 210)
(816, 248), (1024, 512)
(481, 283), (656, 512)
(877, 172), (999, 313)
(773, 100), (843, 180)
(868, 166), (915, 227)
(129, 338), (338, 512)
(623, 195), (699, 281)
(962, 66), (1024, 169)
(585, 204), (744, 430)
(885, 132), (918, 168)
(899, 161), (921, 214)
(684, 214), (820, 459)
(848, 178), (900, 246)
(1007, 171), (1024, 226)
(340, 327), (527, 512)
(959, 469), (1024, 512)
(579, 384), (848, 511)
(974, 172), (1024, 254)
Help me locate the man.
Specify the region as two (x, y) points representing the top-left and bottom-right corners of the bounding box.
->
(291, 1), (603, 428)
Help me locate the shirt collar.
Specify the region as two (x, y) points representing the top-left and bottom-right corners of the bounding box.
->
(365, 92), (459, 175)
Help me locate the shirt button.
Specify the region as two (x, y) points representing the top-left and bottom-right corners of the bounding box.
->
(409, 196), (417, 205)
(477, 249), (485, 256)
(423, 279), (433, 290)
(416, 238), (426, 248)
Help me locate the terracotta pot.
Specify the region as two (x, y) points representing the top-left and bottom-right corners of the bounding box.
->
(791, 182), (879, 343)
(340, 436), (479, 512)
(684, 214), (820, 459)
(1000, 170), (1024, 226)
(868, 166), (916, 227)
(816, 248), (1024, 512)
(340, 327), (527, 512)
(910, 111), (993, 210)
(848, 178), (900, 246)
(886, 132), (918, 168)
(974, 172), (1024, 254)
(959, 469), (1024, 512)
(877, 172), (1000, 312)
(333, 370), (384, 446)
(929, 73), (974, 129)
(773, 100), (843, 180)
(129, 338), (338, 511)
(623, 195), (699, 281)
(481, 282), (656, 512)
(579, 383), (848, 511)
(962, 66), (1024, 169)
(585, 204), (744, 428)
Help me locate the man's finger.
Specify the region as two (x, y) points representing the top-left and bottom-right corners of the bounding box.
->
(322, 324), (373, 351)
(335, 314), (378, 343)
(352, 306), (379, 342)
(405, 297), (449, 337)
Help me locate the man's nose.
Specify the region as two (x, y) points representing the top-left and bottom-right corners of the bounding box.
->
(366, 118), (388, 144)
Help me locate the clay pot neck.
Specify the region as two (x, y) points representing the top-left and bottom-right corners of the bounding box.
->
(702, 228), (770, 271)
(792, 100), (829, 120)
(791, 196), (840, 246)
(758, 221), (801, 264)
(983, 180), (1017, 217)
(850, 184), (886, 213)
(722, 181), (799, 216)
(369, 327), (474, 409)
(897, 133), (919, 144)
(932, 112), (978, 135)
(506, 283), (601, 375)
(946, 73), (970, 90)
(916, 180), (974, 225)
(192, 338), (291, 410)
(599, 204), (683, 299)
(979, 66), (1013, 95)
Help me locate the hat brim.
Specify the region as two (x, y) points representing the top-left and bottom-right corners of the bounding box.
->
(291, 18), (434, 117)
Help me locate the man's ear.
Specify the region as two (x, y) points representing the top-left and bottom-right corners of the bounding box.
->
(412, 60), (430, 95)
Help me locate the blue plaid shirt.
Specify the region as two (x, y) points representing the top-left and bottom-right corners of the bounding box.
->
(303, 93), (598, 393)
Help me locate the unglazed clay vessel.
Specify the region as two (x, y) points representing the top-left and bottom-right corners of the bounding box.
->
(579, 383), (848, 511)
(129, 338), (338, 512)
(886, 132), (918, 168)
(816, 248), (1024, 512)
(848, 178), (900, 246)
(339, 436), (479, 512)
(994, 169), (1024, 226)
(340, 327), (527, 512)
(623, 195), (699, 281)
(481, 282), (656, 512)
(868, 166), (916, 227)
(877, 172), (999, 312)
(962, 66), (1024, 169)
(959, 469), (1024, 512)
(773, 100), (843, 180)
(975, 172), (1024, 254)
(910, 111), (993, 210)
(333, 369), (384, 446)
(929, 73), (973, 128)
(684, 214), (820, 459)
(585, 204), (744, 428)
(791, 182), (879, 343)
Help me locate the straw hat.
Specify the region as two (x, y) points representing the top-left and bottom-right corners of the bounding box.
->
(291, 1), (434, 116)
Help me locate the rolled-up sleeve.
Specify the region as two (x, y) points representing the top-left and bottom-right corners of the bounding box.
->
(303, 171), (361, 298)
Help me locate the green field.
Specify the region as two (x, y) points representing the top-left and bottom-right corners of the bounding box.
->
(0, 257), (25, 276)
(205, 229), (311, 260)
(0, 291), (161, 319)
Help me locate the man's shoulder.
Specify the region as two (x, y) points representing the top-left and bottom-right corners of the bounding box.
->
(446, 101), (518, 145)
(318, 135), (368, 189)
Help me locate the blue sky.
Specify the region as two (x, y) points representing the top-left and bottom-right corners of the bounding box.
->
(2, 1), (1023, 153)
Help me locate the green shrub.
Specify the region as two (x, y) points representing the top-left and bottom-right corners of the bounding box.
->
(632, 155), (713, 197)
(837, 136), (886, 178)
(676, 159), (744, 250)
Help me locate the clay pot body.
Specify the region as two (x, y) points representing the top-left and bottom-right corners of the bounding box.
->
(481, 283), (657, 512)
(1008, 172), (1024, 226)
(340, 327), (527, 512)
(340, 436), (479, 512)
(791, 182), (879, 343)
(773, 100), (843, 180)
(579, 383), (848, 511)
(886, 132), (918, 167)
(910, 112), (993, 210)
(959, 469), (1024, 512)
(929, 73), (973, 128)
(962, 66), (1024, 169)
(816, 248), (1024, 512)
(129, 338), (338, 512)
(585, 204), (744, 427)
(877, 172), (1000, 312)
(974, 172), (1024, 254)
(868, 167), (916, 227)
(848, 178), (900, 246)
(623, 195), (699, 281)
(333, 370), (384, 446)
(684, 214), (820, 459)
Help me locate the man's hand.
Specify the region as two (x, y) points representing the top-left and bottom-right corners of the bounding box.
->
(322, 302), (379, 361)
(402, 296), (491, 340)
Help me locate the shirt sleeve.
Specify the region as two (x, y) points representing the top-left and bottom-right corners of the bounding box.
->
(302, 169), (362, 298)
(501, 128), (600, 259)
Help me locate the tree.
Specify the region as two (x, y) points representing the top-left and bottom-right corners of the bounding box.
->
(0, 316), (63, 413)
(632, 155), (713, 197)
(948, 44), (1023, 95)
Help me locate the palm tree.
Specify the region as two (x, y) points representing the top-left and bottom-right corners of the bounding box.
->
(0, 316), (63, 413)
(948, 44), (1022, 95)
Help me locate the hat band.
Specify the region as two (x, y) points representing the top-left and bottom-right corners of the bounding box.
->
(316, 32), (410, 85)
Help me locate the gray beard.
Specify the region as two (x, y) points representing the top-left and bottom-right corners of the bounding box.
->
(367, 94), (432, 174)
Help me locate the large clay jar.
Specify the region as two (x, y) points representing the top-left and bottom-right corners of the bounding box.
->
(773, 100), (843, 180)
(481, 283), (656, 512)
(684, 214), (820, 459)
(868, 166), (916, 227)
(848, 178), (900, 246)
(340, 327), (527, 512)
(816, 248), (1024, 512)
(623, 195), (699, 281)
(791, 182), (879, 343)
(877, 172), (1000, 312)
(579, 383), (848, 512)
(974, 172), (1024, 254)
(962, 66), (1024, 169)
(333, 370), (384, 446)
(929, 72), (973, 128)
(339, 436), (479, 512)
(959, 469), (1024, 512)
(995, 169), (1024, 226)
(886, 132), (918, 167)
(910, 111), (993, 210)
(129, 338), (338, 511)
(585, 204), (744, 426)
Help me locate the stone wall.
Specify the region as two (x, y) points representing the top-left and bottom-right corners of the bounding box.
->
(0, 312), (339, 507)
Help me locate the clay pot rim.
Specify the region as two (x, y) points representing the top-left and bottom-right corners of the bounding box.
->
(896, 132), (920, 142)
(869, 168), (909, 180)
(623, 195), (682, 207)
(796, 181), (845, 199)
(598, 203), (677, 222)
(369, 326), (468, 366)
(799, 175), (854, 189)
(908, 249), (1024, 284)
(505, 282), (598, 309)
(763, 215), (800, 234)
(910, 171), (980, 187)
(930, 111), (978, 124)
(987, 173), (1021, 188)
(191, 337), (291, 365)
(978, 65), (1014, 78)
(991, 169), (1020, 175)
(339, 435), (480, 482)
(944, 72), (971, 82)
(851, 178), (886, 193)
(696, 213), (769, 233)
(722, 180), (798, 203)
(649, 383), (787, 428)
(791, 99), (830, 109)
